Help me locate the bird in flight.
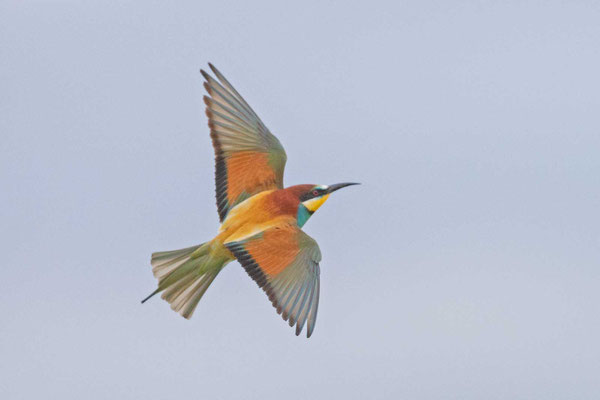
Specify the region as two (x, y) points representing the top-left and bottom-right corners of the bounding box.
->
(142, 63), (358, 337)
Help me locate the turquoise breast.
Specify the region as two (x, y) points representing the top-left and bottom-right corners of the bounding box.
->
(296, 204), (313, 228)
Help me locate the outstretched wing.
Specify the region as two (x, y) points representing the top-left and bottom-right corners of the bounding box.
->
(225, 223), (321, 338)
(201, 64), (287, 221)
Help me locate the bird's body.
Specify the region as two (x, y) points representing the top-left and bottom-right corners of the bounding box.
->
(218, 186), (303, 242)
(143, 64), (357, 337)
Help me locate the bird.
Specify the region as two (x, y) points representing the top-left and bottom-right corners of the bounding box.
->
(142, 63), (359, 337)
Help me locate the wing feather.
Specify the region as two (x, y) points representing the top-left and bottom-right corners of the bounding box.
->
(225, 223), (321, 338)
(201, 64), (287, 221)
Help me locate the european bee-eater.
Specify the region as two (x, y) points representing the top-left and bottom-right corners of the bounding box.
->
(142, 64), (358, 337)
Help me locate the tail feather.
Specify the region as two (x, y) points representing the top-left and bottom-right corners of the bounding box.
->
(151, 244), (204, 280)
(178, 275), (217, 318)
(143, 242), (228, 319)
(167, 273), (217, 318)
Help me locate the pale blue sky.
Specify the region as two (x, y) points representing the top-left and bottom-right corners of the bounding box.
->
(2, 1), (600, 399)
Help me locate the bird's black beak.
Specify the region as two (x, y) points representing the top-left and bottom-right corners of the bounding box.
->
(326, 182), (360, 194)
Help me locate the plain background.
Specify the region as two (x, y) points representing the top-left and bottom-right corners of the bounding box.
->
(2, 1), (599, 399)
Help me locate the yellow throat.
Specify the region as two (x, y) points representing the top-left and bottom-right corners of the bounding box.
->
(302, 194), (330, 213)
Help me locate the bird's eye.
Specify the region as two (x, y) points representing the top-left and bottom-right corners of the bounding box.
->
(312, 190), (319, 196)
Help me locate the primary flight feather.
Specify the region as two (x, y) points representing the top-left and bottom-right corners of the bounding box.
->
(142, 63), (358, 337)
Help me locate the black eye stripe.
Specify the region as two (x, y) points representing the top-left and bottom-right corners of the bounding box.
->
(300, 188), (325, 202)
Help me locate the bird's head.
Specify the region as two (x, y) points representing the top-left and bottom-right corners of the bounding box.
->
(296, 182), (360, 227)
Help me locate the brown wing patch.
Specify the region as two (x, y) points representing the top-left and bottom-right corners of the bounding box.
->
(225, 151), (278, 204)
(242, 225), (300, 276)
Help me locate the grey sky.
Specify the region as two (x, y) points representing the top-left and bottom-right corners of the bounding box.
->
(2, 1), (599, 399)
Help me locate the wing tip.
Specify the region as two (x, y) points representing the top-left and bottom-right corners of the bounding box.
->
(202, 81), (212, 95)
(200, 69), (210, 81)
